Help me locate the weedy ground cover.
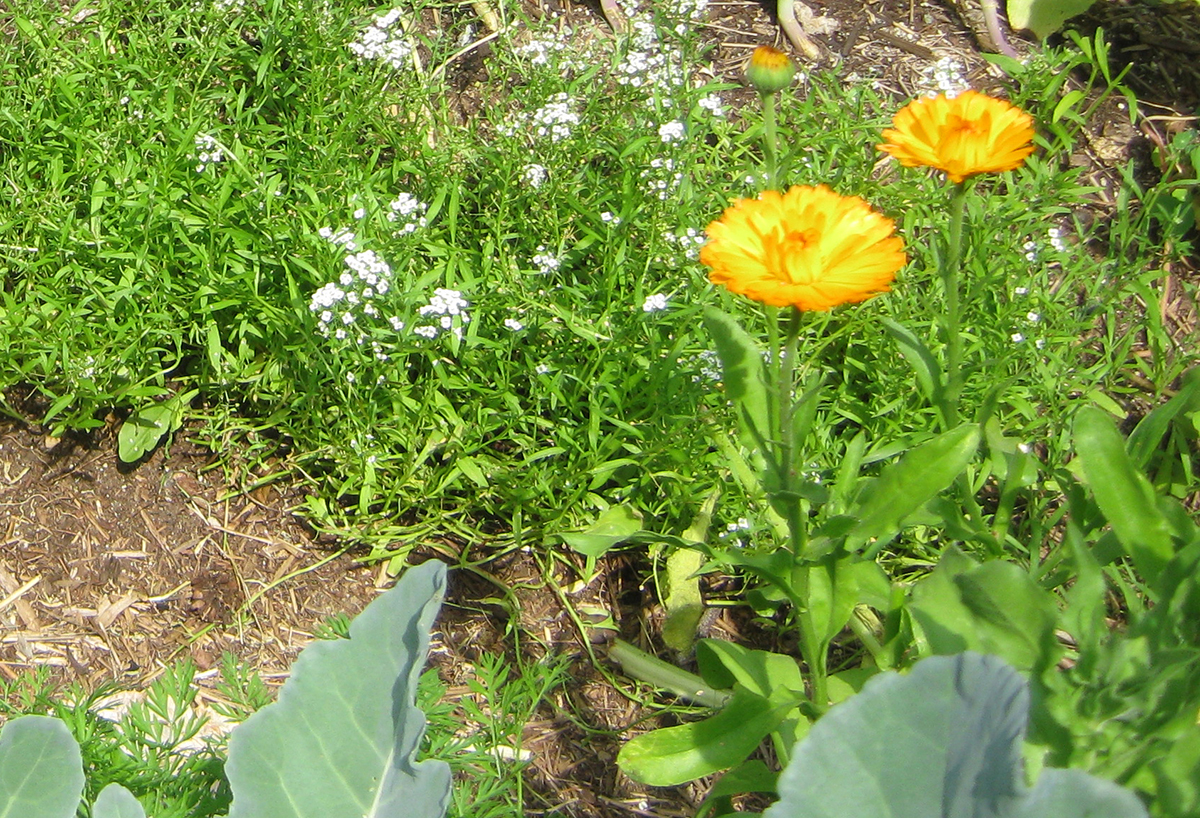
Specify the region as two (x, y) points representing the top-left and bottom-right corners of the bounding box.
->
(2, 0), (1186, 554)
(1, 0), (1198, 815)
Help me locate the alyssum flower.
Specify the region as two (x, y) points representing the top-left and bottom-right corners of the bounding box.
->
(700, 185), (906, 311)
(877, 90), (1035, 184)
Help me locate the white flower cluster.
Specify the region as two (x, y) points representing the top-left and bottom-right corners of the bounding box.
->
(309, 249), (394, 341)
(414, 288), (469, 340)
(642, 293), (669, 312)
(1023, 227), (1068, 264)
(662, 227), (705, 261)
(641, 157), (683, 200)
(679, 349), (721, 383)
(319, 226), (359, 252)
(532, 246), (561, 275)
(523, 163), (548, 188)
(349, 9), (414, 70)
(193, 134), (224, 174)
(698, 93), (724, 117)
(387, 192), (428, 234)
(718, 516), (750, 548)
(921, 55), (968, 98)
(658, 120), (685, 143)
(616, 21), (669, 89)
(531, 93), (580, 142)
(517, 36), (568, 66)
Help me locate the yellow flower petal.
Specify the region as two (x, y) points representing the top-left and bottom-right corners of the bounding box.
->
(700, 185), (906, 311)
(877, 90), (1035, 183)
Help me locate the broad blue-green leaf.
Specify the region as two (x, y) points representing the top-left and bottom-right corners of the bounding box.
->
(1014, 769), (1151, 818)
(559, 504), (643, 557)
(845, 424), (980, 554)
(765, 653), (1148, 818)
(226, 561), (451, 818)
(1006, 0), (1097, 38)
(618, 687), (793, 786)
(1074, 405), (1174, 585)
(93, 784), (147, 818)
(0, 715), (84, 818)
(703, 307), (771, 443)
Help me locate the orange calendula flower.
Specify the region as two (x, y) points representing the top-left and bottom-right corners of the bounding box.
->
(700, 185), (906, 311)
(877, 90), (1035, 184)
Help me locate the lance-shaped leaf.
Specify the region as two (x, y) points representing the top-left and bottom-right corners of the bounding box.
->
(704, 307), (773, 449)
(845, 424), (980, 555)
(0, 715), (85, 818)
(1074, 405), (1174, 586)
(765, 652), (1149, 818)
(226, 561), (451, 818)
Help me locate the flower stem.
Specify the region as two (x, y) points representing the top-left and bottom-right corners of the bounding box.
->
(779, 307), (804, 556)
(940, 181), (968, 429)
(774, 308), (826, 710)
(761, 92), (779, 189)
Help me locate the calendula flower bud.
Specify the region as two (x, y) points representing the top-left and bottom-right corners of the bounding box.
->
(745, 45), (796, 95)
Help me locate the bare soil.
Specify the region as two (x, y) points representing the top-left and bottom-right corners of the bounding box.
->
(2, 0), (1198, 815)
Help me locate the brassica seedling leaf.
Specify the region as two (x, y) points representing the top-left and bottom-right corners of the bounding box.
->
(92, 784), (147, 818)
(225, 561), (451, 818)
(765, 653), (1148, 818)
(0, 715), (85, 818)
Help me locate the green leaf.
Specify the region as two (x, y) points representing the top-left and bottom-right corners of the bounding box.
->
(703, 307), (772, 443)
(909, 557), (1059, 672)
(882, 319), (943, 407)
(696, 640), (806, 701)
(618, 687), (793, 786)
(662, 546), (705, 654)
(116, 390), (197, 463)
(807, 558), (892, 644)
(559, 504), (644, 558)
(93, 784), (148, 818)
(765, 653), (1149, 818)
(1073, 406), (1175, 585)
(0, 716), (84, 818)
(698, 760), (778, 818)
(225, 561), (451, 818)
(845, 424), (980, 555)
(1006, 0), (1099, 39)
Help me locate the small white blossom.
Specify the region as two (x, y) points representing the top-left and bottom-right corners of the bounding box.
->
(535, 363), (551, 375)
(414, 325), (439, 339)
(532, 246), (561, 274)
(1026, 311), (1041, 323)
(504, 318), (524, 331)
(658, 120), (685, 143)
(1014, 286), (1029, 296)
(601, 211), (622, 225)
(192, 134), (225, 173)
(698, 93), (724, 117)
(642, 293), (669, 312)
(1048, 227), (1067, 252)
(1011, 332), (1025, 343)
(523, 163), (548, 189)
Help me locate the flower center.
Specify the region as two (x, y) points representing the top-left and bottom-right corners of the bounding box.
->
(766, 226), (820, 284)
